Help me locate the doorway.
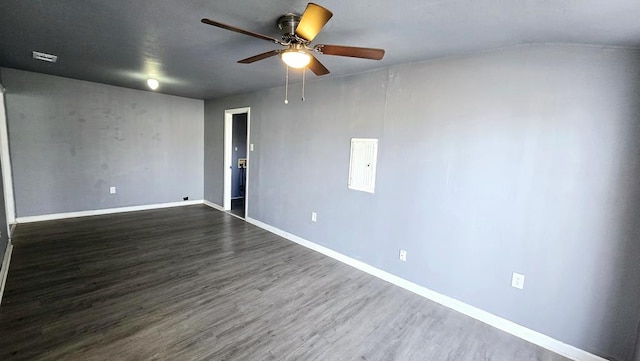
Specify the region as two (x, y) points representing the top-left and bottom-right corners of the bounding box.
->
(224, 107), (250, 219)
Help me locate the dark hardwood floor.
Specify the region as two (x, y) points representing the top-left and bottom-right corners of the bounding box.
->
(0, 205), (569, 361)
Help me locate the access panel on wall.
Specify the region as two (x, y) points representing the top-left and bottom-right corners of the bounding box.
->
(348, 138), (378, 193)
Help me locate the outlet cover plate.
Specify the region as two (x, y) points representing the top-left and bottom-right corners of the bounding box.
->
(511, 272), (525, 289)
(399, 249), (407, 262)
(109, 186), (116, 194)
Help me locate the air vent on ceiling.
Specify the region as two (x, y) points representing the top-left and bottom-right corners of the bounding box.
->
(32, 51), (57, 63)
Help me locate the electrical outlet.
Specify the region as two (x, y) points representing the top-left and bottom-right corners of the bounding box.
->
(511, 272), (525, 290)
(250, 144), (254, 151)
(311, 212), (317, 222)
(109, 186), (116, 194)
(399, 249), (407, 262)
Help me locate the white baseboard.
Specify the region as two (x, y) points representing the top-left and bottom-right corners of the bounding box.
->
(16, 200), (205, 224)
(202, 200), (246, 220)
(204, 200), (250, 220)
(244, 216), (608, 361)
(0, 242), (13, 305)
(203, 200), (226, 212)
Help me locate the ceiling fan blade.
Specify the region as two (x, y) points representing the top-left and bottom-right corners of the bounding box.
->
(295, 3), (333, 42)
(315, 44), (385, 60)
(201, 18), (282, 44)
(238, 50), (281, 64)
(307, 54), (330, 76)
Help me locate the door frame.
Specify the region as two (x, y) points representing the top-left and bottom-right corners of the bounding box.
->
(0, 86), (15, 229)
(223, 107), (250, 218)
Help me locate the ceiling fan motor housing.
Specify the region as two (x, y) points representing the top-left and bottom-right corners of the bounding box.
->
(278, 14), (301, 41)
(201, 2), (384, 77)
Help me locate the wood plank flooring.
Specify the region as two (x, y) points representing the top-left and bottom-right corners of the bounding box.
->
(0, 205), (570, 361)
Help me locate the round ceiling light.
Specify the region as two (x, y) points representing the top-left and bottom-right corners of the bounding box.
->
(147, 78), (159, 90)
(280, 50), (311, 69)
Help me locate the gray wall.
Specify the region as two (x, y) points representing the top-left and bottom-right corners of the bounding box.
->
(0, 150), (7, 260)
(231, 113), (247, 198)
(0, 87), (7, 263)
(2, 68), (204, 217)
(204, 45), (640, 361)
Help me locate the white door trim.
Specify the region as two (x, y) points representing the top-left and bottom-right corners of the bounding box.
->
(0, 88), (16, 227)
(244, 110), (251, 220)
(0, 242), (13, 305)
(223, 107), (251, 217)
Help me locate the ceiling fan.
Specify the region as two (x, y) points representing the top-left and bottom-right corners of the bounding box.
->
(201, 2), (385, 76)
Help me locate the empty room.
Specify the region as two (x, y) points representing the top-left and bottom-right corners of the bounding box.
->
(0, 1), (639, 360)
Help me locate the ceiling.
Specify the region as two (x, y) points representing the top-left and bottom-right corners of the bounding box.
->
(1, 0), (639, 100)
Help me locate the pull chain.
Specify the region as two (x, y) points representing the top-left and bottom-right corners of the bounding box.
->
(284, 65), (289, 104)
(301, 67), (305, 102)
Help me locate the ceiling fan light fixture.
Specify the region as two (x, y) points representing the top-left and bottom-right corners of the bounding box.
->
(281, 50), (311, 69)
(147, 78), (159, 90)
